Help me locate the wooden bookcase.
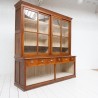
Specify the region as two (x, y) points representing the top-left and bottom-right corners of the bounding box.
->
(14, 0), (76, 91)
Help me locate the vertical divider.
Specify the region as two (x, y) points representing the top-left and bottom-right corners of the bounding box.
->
(37, 12), (39, 55)
(60, 19), (62, 53)
(54, 64), (56, 80)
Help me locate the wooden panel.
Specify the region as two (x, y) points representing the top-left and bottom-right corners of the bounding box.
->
(20, 61), (26, 86)
(15, 61), (20, 83)
(15, 8), (21, 33)
(46, 58), (55, 65)
(62, 57), (70, 62)
(25, 60), (38, 67)
(15, 33), (21, 57)
(56, 58), (62, 63)
(70, 57), (75, 61)
(38, 59), (47, 65)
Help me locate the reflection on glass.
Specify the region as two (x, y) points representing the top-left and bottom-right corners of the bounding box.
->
(53, 19), (61, 36)
(39, 14), (49, 34)
(62, 37), (68, 52)
(52, 36), (60, 52)
(52, 18), (61, 53)
(24, 32), (37, 53)
(61, 20), (69, 53)
(38, 34), (48, 53)
(24, 9), (37, 32)
(62, 21), (69, 37)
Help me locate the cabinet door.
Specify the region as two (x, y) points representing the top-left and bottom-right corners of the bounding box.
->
(52, 18), (61, 53)
(24, 9), (38, 53)
(61, 20), (69, 53)
(38, 13), (50, 54)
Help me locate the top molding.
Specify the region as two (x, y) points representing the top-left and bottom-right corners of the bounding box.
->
(15, 1), (72, 21)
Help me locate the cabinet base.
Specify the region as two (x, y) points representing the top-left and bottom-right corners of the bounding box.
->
(14, 75), (76, 91)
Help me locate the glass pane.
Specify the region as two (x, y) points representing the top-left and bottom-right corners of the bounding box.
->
(38, 34), (48, 53)
(39, 14), (49, 34)
(53, 18), (61, 36)
(26, 64), (54, 86)
(62, 37), (68, 52)
(62, 21), (69, 37)
(62, 20), (69, 53)
(24, 9), (38, 53)
(24, 9), (37, 33)
(24, 32), (37, 53)
(56, 62), (74, 78)
(52, 36), (60, 52)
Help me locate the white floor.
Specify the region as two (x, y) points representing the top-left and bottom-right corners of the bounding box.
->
(0, 69), (98, 98)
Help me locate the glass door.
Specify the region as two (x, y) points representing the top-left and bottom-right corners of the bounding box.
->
(52, 18), (61, 53)
(61, 20), (69, 53)
(24, 9), (38, 53)
(38, 13), (50, 54)
(24, 8), (50, 55)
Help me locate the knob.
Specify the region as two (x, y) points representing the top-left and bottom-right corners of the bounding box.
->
(31, 60), (33, 63)
(50, 59), (53, 62)
(41, 60), (44, 62)
(58, 58), (60, 61)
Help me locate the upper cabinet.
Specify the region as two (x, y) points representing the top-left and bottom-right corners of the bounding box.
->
(52, 17), (70, 55)
(15, 2), (72, 57)
(24, 9), (50, 55)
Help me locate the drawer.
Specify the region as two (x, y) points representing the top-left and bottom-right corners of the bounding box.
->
(38, 59), (47, 65)
(26, 59), (38, 67)
(56, 58), (62, 63)
(46, 58), (55, 64)
(70, 57), (75, 61)
(62, 57), (70, 62)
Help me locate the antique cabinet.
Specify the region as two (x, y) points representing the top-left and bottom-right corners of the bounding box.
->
(15, 0), (76, 91)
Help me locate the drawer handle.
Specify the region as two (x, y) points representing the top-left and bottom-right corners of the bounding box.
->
(58, 58), (61, 61)
(41, 60), (44, 63)
(31, 60), (34, 63)
(50, 59), (53, 62)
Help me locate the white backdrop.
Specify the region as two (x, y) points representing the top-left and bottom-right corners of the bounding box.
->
(0, 0), (98, 74)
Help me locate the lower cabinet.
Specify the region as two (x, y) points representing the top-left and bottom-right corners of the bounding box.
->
(15, 56), (76, 91)
(26, 64), (54, 86)
(56, 62), (74, 78)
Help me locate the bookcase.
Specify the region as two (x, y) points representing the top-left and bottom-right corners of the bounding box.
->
(15, 0), (76, 91)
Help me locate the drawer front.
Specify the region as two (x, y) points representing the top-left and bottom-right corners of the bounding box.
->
(38, 59), (47, 65)
(56, 58), (62, 63)
(46, 58), (55, 64)
(26, 60), (38, 67)
(70, 57), (75, 61)
(62, 57), (70, 62)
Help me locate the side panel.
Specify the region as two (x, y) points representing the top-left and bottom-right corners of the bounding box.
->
(15, 60), (26, 87)
(15, 61), (20, 83)
(20, 61), (26, 86)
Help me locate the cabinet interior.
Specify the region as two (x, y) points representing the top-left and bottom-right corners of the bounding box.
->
(26, 64), (54, 86)
(26, 62), (74, 86)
